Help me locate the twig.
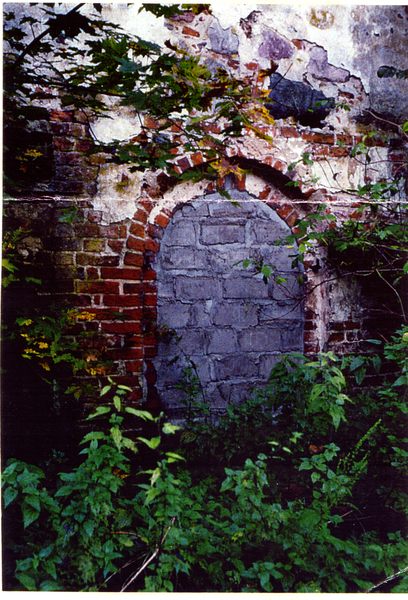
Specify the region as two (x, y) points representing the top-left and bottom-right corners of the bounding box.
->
(364, 565), (408, 593)
(120, 517), (176, 592)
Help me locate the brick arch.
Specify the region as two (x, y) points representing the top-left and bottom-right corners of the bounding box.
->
(131, 170), (312, 414)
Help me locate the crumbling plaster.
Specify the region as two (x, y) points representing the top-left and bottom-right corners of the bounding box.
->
(83, 3), (407, 223)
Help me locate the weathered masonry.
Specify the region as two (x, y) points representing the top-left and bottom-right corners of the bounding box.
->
(3, 4), (408, 420)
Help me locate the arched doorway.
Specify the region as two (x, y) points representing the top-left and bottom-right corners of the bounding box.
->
(153, 190), (304, 421)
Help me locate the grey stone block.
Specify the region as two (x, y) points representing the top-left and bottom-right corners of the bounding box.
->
(157, 280), (174, 298)
(158, 301), (191, 328)
(239, 327), (281, 352)
(191, 301), (212, 327)
(207, 328), (238, 354)
(208, 248), (250, 272)
(163, 247), (208, 270)
(201, 224), (245, 245)
(281, 322), (304, 350)
(213, 302), (258, 327)
(178, 329), (207, 356)
(166, 221), (196, 246)
(272, 274), (303, 301)
(215, 354), (258, 379)
(181, 201), (209, 217)
(258, 354), (282, 378)
(175, 277), (223, 300)
(250, 220), (287, 244)
(258, 301), (302, 322)
(208, 21), (239, 55)
(223, 275), (270, 299)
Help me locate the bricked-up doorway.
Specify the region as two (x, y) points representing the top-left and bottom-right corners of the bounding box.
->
(153, 192), (304, 421)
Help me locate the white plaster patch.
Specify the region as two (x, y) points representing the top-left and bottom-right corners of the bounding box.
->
(148, 180), (212, 223)
(91, 164), (142, 223)
(92, 114), (142, 144)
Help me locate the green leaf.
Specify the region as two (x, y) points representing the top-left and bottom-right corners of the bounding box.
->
(3, 486), (18, 507)
(25, 493), (41, 511)
(83, 519), (94, 538)
(87, 406), (111, 419)
(137, 436), (161, 450)
(402, 122), (408, 133)
(16, 573), (36, 590)
(113, 395), (121, 412)
(40, 580), (62, 591)
(162, 422), (181, 434)
(165, 452), (186, 462)
(22, 503), (40, 528)
(125, 407), (155, 420)
(80, 431), (105, 444)
(110, 426), (122, 449)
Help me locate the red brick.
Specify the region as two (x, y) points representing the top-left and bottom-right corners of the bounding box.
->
(50, 109), (73, 122)
(76, 139), (94, 152)
(139, 199), (154, 213)
(182, 26), (200, 37)
(103, 294), (142, 307)
(191, 151), (204, 166)
(76, 281), (119, 294)
(125, 360), (144, 373)
(88, 210), (102, 223)
(143, 282), (156, 294)
(124, 252), (144, 267)
(100, 225), (120, 238)
(101, 267), (142, 280)
(146, 239), (160, 253)
(144, 115), (160, 129)
(304, 321), (317, 331)
(86, 267), (99, 279)
(336, 134), (353, 146)
(108, 240), (124, 253)
(102, 322), (143, 334)
(273, 159), (286, 172)
(107, 347), (144, 360)
(154, 213), (170, 228)
(127, 236), (145, 252)
(259, 186), (272, 200)
(75, 223), (101, 237)
(144, 369), (157, 384)
(144, 345), (158, 358)
(124, 282), (142, 294)
(54, 137), (75, 151)
(177, 157), (191, 172)
(280, 126), (300, 138)
(277, 204), (295, 221)
(144, 294), (157, 307)
(77, 254), (120, 267)
(143, 269), (157, 281)
(54, 151), (82, 165)
(303, 330), (317, 342)
(133, 208), (149, 225)
(328, 332), (345, 343)
(84, 239), (105, 252)
(130, 221), (145, 238)
(122, 308), (143, 320)
(301, 131), (335, 144)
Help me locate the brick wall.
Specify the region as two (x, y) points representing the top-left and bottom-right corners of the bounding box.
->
(4, 7), (407, 420)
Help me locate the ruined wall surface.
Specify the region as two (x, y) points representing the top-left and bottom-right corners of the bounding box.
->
(4, 4), (408, 417)
(153, 193), (304, 419)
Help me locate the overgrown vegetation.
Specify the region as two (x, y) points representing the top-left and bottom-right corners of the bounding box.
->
(2, 329), (408, 591)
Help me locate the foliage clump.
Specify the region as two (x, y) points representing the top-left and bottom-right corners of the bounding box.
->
(2, 329), (408, 592)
